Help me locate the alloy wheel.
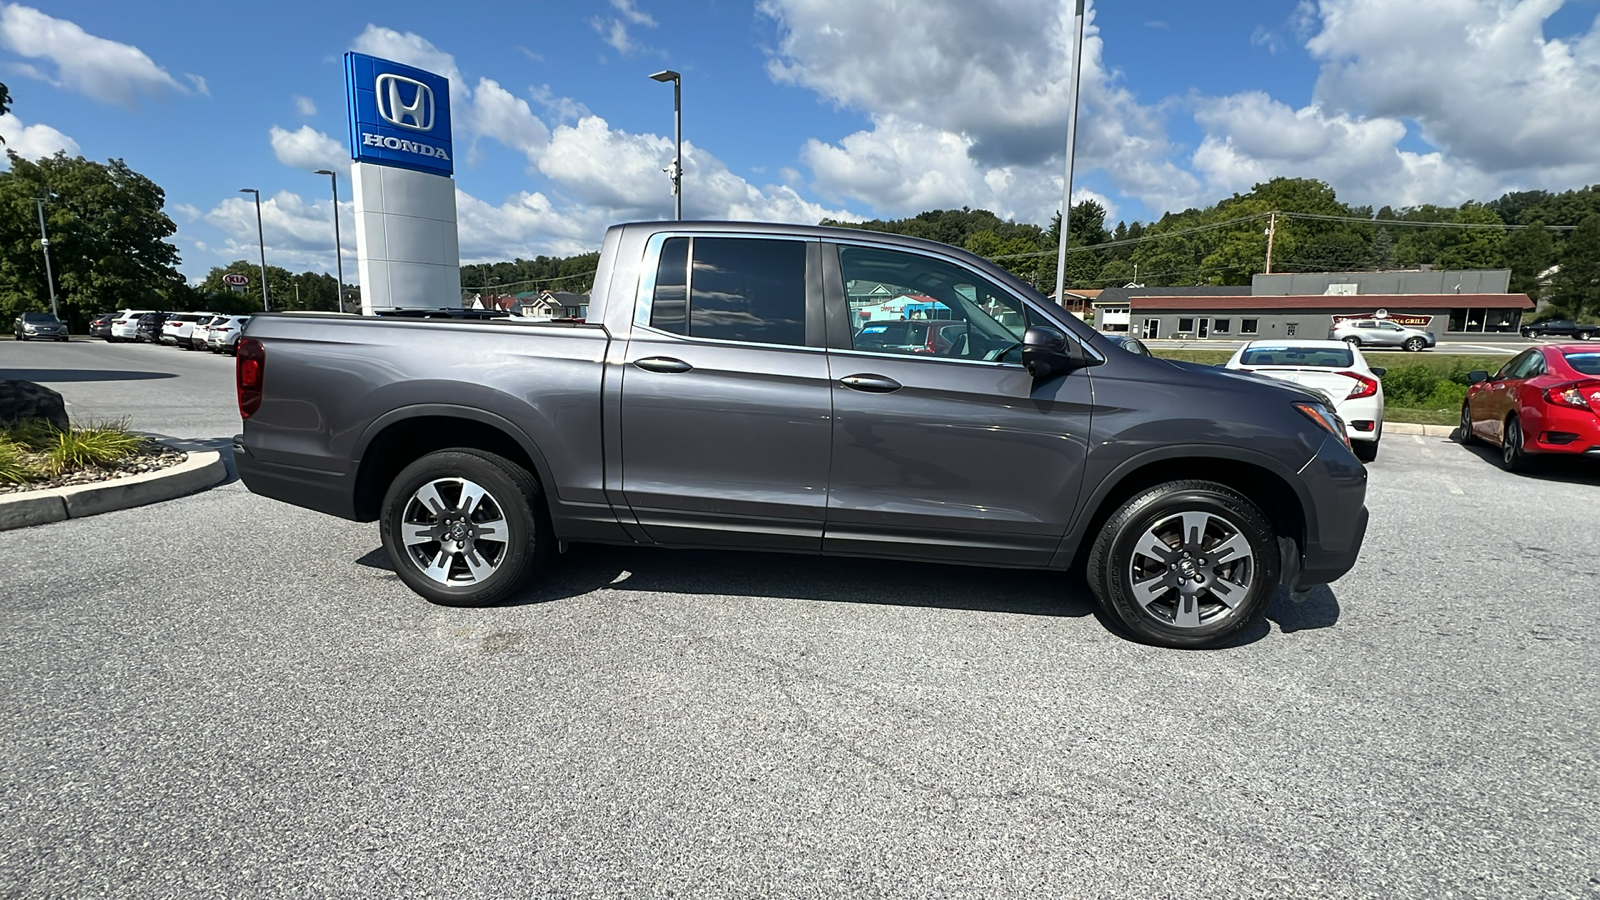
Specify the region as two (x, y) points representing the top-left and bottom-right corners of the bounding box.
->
(398, 477), (511, 585)
(1126, 510), (1255, 629)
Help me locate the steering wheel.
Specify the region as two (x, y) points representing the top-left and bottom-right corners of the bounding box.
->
(984, 341), (1021, 362)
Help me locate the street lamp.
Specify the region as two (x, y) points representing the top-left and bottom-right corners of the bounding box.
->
(34, 191), (58, 318)
(239, 188), (270, 312)
(313, 170), (345, 311)
(649, 69), (682, 220)
(1052, 0), (1087, 308)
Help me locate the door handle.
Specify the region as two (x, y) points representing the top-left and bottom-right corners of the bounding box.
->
(839, 374), (902, 393)
(633, 357), (693, 374)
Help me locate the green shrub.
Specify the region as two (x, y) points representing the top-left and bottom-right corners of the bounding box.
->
(45, 420), (143, 475)
(1379, 363), (1443, 406)
(0, 438), (34, 484)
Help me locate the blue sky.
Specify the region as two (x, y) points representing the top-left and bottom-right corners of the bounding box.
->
(4, 0), (1599, 282)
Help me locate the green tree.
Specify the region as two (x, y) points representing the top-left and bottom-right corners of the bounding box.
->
(197, 261), (299, 312)
(0, 151), (184, 329)
(1503, 224), (1556, 298)
(1550, 215), (1600, 321)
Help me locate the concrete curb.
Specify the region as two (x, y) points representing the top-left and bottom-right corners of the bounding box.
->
(0, 450), (226, 531)
(1385, 422), (1458, 437)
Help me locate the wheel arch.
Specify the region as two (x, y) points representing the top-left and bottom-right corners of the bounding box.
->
(1058, 446), (1311, 571)
(351, 405), (556, 522)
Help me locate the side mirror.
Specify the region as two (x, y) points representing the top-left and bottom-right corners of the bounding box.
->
(1022, 326), (1087, 379)
(1370, 366), (1387, 377)
(1467, 370), (1489, 384)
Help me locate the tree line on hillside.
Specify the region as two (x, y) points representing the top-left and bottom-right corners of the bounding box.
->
(3, 139), (1597, 329)
(823, 178), (1600, 321)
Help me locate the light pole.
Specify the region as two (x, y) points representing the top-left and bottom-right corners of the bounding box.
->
(239, 188), (270, 311)
(314, 170), (345, 311)
(649, 70), (682, 220)
(34, 192), (58, 318)
(1052, 0), (1087, 308)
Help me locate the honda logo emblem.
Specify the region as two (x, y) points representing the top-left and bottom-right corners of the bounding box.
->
(375, 74), (434, 132)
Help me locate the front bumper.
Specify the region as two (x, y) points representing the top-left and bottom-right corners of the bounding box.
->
(1288, 433), (1370, 591)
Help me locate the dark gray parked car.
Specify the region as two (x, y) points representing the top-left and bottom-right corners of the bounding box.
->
(235, 222), (1369, 649)
(13, 311), (67, 341)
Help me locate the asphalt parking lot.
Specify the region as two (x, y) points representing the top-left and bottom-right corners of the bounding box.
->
(3, 339), (1598, 898)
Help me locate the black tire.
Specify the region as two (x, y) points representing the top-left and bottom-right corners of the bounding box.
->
(1343, 336), (1361, 348)
(1353, 436), (1379, 462)
(1459, 402), (1479, 445)
(1520, 327), (1533, 338)
(380, 449), (552, 607)
(1403, 337), (1425, 352)
(1086, 480), (1280, 649)
(1500, 416), (1528, 473)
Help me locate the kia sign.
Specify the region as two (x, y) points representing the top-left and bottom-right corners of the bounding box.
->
(345, 52), (453, 176)
(222, 273), (249, 286)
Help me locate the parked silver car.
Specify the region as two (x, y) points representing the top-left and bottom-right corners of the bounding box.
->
(1328, 318), (1436, 352)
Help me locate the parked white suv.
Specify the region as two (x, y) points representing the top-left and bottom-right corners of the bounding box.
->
(1328, 318), (1436, 352)
(108, 309), (152, 343)
(206, 315), (251, 353)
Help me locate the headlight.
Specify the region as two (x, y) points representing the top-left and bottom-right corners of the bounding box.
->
(1294, 401), (1351, 449)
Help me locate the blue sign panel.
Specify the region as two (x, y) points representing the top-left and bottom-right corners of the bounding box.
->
(345, 52), (453, 177)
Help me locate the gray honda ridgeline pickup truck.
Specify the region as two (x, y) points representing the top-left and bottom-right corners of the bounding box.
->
(235, 221), (1368, 648)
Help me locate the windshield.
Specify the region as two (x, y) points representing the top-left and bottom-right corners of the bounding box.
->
(1240, 346), (1354, 368)
(1564, 352), (1600, 376)
(22, 312), (57, 322)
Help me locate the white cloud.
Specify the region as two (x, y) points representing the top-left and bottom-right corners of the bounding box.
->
(1190, 92), (1496, 207)
(1303, 0), (1600, 179)
(201, 190), (356, 273)
(0, 111), (78, 160)
(462, 77), (550, 167)
(590, 0), (657, 55)
(184, 73), (209, 97)
(760, 0), (1199, 218)
(1187, 0), (1600, 211)
(269, 125), (348, 174)
(0, 3), (189, 106)
(294, 95), (317, 117)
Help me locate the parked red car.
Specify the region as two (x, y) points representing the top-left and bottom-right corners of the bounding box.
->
(1462, 344), (1600, 471)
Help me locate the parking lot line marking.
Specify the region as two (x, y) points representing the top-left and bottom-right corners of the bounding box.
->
(1441, 477), (1464, 496)
(1412, 434), (1425, 445)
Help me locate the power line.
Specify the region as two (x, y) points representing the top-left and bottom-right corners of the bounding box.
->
(461, 269), (599, 292)
(1279, 211), (1579, 231)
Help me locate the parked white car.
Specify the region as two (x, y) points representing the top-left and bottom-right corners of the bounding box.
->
(108, 309), (152, 342)
(206, 315), (250, 353)
(161, 313), (206, 346)
(188, 314), (224, 349)
(1225, 340), (1386, 462)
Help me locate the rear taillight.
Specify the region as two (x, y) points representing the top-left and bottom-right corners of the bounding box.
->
(1294, 402), (1351, 449)
(1340, 371), (1380, 399)
(237, 338), (265, 419)
(1545, 380), (1600, 410)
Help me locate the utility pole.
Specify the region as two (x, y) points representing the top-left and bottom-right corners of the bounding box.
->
(1265, 211), (1278, 275)
(1052, 0), (1087, 307)
(35, 195), (58, 318)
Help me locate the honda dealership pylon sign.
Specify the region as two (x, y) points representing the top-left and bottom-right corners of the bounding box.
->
(345, 52), (462, 313)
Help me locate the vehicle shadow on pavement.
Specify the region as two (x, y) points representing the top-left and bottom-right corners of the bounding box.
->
(1449, 429), (1600, 486)
(1266, 585), (1341, 634)
(359, 543), (1098, 619)
(0, 368), (177, 382)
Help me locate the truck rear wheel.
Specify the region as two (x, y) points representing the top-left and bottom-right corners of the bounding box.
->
(379, 449), (552, 607)
(1086, 480), (1279, 649)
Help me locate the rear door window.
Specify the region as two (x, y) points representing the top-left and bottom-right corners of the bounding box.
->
(649, 236), (807, 347)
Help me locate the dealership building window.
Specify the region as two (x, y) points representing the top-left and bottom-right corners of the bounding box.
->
(1212, 319), (1231, 334)
(1240, 319), (1259, 335)
(1447, 308), (1522, 333)
(1178, 317), (1195, 333)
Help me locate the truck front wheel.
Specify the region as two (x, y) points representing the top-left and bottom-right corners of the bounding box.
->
(379, 449), (552, 607)
(1086, 481), (1280, 649)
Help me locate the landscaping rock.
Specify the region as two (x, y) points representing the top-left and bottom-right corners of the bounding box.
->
(0, 380), (69, 431)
